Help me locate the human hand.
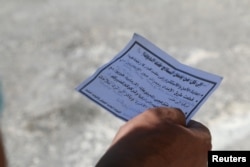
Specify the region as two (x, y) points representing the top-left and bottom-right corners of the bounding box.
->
(96, 107), (211, 167)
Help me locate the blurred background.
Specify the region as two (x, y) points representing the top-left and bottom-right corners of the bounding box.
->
(0, 0), (250, 166)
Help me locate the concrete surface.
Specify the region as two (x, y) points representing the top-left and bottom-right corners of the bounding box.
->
(0, 0), (250, 166)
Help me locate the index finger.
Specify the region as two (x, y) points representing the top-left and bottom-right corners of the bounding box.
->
(187, 120), (210, 133)
(187, 120), (212, 150)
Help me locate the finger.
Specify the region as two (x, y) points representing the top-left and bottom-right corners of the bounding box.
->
(111, 123), (137, 145)
(112, 107), (186, 145)
(187, 120), (210, 135)
(187, 120), (212, 150)
(145, 107), (186, 126)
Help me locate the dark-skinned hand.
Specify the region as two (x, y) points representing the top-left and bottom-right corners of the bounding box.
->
(96, 107), (211, 167)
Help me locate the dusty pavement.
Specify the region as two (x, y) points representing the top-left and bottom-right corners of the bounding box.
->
(0, 0), (250, 166)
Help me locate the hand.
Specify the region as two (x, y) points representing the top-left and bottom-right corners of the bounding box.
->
(96, 107), (211, 167)
(0, 132), (7, 167)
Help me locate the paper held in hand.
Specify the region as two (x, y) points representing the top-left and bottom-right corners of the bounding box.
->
(76, 34), (223, 122)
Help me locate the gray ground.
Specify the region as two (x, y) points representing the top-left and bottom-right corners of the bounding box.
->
(0, 0), (250, 166)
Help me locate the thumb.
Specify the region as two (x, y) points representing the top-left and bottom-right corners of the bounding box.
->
(145, 107), (186, 126)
